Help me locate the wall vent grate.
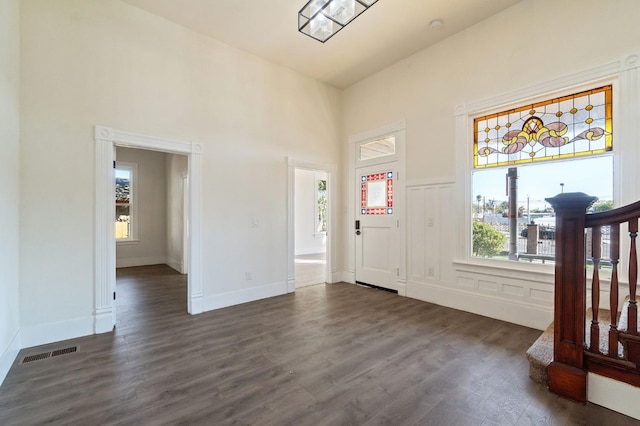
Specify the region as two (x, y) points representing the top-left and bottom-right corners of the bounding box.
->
(22, 352), (51, 363)
(52, 346), (77, 357)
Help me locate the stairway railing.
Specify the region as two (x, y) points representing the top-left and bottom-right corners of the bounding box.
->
(546, 193), (640, 403)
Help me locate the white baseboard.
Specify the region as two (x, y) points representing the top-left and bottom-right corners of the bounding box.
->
(334, 271), (355, 284)
(0, 329), (21, 387)
(397, 279), (407, 297)
(116, 256), (166, 268)
(94, 308), (114, 334)
(406, 280), (552, 330)
(189, 293), (204, 315)
(20, 316), (94, 349)
(589, 373), (640, 420)
(204, 281), (288, 311)
(166, 258), (184, 274)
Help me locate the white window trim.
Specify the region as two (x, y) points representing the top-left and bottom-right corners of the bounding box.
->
(454, 51), (640, 271)
(115, 161), (139, 243)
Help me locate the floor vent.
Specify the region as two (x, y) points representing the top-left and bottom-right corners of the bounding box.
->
(21, 346), (78, 364)
(52, 346), (77, 357)
(22, 352), (51, 364)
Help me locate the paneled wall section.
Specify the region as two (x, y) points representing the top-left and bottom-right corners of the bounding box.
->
(406, 182), (554, 330)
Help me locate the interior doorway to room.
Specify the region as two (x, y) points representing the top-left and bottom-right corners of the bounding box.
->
(95, 126), (203, 333)
(114, 146), (189, 323)
(294, 168), (327, 288)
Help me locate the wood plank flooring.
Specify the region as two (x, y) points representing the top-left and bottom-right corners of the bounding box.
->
(0, 264), (638, 425)
(295, 252), (326, 288)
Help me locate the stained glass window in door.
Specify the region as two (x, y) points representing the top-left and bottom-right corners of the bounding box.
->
(361, 172), (393, 215)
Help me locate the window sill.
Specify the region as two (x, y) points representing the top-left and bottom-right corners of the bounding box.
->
(453, 257), (613, 283)
(452, 257), (555, 281)
(116, 239), (140, 245)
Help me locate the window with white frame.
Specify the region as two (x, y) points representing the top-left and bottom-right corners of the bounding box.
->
(358, 135), (396, 161)
(115, 162), (138, 241)
(315, 176), (327, 235)
(471, 85), (614, 262)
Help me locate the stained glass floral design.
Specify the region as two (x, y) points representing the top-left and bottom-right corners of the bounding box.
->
(474, 85), (612, 168)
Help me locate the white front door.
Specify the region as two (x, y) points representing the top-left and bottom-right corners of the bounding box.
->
(355, 164), (399, 291)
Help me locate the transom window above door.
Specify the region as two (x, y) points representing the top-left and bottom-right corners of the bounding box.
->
(359, 135), (396, 161)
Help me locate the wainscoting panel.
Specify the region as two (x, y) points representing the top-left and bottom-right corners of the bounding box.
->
(407, 184), (455, 285)
(406, 181), (554, 330)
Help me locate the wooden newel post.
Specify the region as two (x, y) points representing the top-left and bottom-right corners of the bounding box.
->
(545, 192), (597, 403)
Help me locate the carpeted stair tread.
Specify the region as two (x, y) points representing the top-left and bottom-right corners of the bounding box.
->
(584, 308), (624, 357)
(618, 297), (640, 335)
(526, 322), (554, 384)
(526, 308), (622, 385)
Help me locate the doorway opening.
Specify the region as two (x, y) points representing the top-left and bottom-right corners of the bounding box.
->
(349, 121), (406, 295)
(294, 168), (327, 288)
(114, 147), (189, 322)
(94, 126), (204, 334)
(287, 159), (336, 293)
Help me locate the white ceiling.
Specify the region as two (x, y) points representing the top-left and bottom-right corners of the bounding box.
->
(122, 0), (523, 89)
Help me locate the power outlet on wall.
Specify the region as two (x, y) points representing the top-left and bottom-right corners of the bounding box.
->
(245, 272), (252, 280)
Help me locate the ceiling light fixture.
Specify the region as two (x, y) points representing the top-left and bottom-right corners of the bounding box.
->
(298, 0), (379, 43)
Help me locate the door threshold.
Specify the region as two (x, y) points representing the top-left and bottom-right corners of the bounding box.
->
(355, 281), (398, 294)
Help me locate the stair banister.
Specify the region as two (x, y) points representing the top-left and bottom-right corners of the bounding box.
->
(545, 192), (598, 403)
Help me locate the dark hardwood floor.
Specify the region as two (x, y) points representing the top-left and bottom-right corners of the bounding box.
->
(0, 265), (637, 425)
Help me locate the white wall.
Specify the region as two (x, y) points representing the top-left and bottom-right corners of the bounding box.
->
(295, 169), (327, 255)
(342, 0), (640, 330)
(166, 153), (188, 273)
(19, 0), (341, 340)
(0, 0), (21, 384)
(115, 147), (168, 268)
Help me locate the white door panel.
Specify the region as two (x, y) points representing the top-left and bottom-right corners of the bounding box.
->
(355, 164), (398, 291)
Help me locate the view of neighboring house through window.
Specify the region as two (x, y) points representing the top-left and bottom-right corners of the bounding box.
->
(115, 163), (135, 240)
(472, 85), (614, 263)
(316, 178), (327, 234)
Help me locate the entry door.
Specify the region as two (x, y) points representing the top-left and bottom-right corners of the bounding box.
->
(355, 164), (399, 291)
